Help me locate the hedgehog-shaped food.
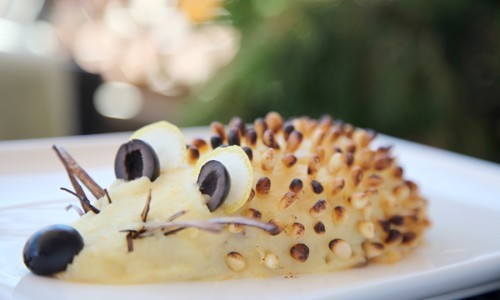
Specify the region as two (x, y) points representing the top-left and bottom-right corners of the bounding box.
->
(23, 112), (430, 283)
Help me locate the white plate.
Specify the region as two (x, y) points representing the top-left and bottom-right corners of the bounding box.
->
(1, 129), (500, 300)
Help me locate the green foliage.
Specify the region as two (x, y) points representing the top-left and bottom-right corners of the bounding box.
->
(183, 0), (500, 162)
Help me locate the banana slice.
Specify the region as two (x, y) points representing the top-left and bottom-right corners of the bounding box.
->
(131, 121), (187, 171)
(195, 146), (253, 214)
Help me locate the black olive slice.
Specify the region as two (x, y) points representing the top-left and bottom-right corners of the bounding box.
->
(23, 224), (84, 276)
(197, 160), (231, 212)
(115, 139), (160, 181)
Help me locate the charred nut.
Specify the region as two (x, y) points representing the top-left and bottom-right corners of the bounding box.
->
(229, 116), (246, 135)
(287, 222), (305, 239)
(283, 121), (295, 140)
(313, 221), (326, 235)
(286, 131), (303, 152)
(282, 154), (297, 168)
(267, 219), (284, 235)
(310, 199), (327, 218)
(256, 177), (271, 195)
(307, 155), (321, 175)
(226, 252), (246, 272)
(311, 180), (324, 194)
(331, 178), (345, 195)
(333, 206), (347, 224)
(263, 130), (279, 149)
(244, 208), (262, 220)
(245, 129), (257, 146)
(278, 191), (298, 210)
(329, 239), (352, 259)
(210, 135), (223, 149)
(227, 128), (241, 146)
(289, 178), (303, 193)
(187, 146), (199, 163)
(210, 121), (226, 141)
(290, 243), (309, 262)
(242, 146), (253, 161)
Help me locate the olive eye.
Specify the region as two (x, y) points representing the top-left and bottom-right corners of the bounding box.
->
(115, 139), (160, 181)
(197, 160), (230, 212)
(194, 146), (253, 214)
(23, 224), (84, 276)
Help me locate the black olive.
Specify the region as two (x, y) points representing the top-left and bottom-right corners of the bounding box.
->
(115, 139), (160, 181)
(23, 224), (84, 276)
(197, 160), (230, 212)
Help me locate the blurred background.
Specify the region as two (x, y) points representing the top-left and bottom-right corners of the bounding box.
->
(0, 0), (498, 163)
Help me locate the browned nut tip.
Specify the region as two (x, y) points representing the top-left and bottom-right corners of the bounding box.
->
(263, 129), (279, 149)
(385, 229), (402, 244)
(210, 121), (226, 141)
(229, 116), (246, 135)
(350, 166), (364, 186)
(402, 232), (417, 245)
(281, 153), (297, 168)
(227, 128), (241, 146)
(307, 155), (321, 175)
(267, 219), (284, 235)
(278, 191), (298, 210)
(315, 146), (325, 161)
(365, 174), (384, 187)
(256, 177), (271, 195)
(311, 180), (324, 194)
(374, 156), (393, 171)
(283, 122), (295, 140)
(333, 206), (347, 224)
(286, 131), (303, 152)
(227, 223), (245, 234)
(253, 118), (267, 137)
(310, 199), (327, 217)
(226, 252), (246, 271)
(393, 183), (411, 199)
(242, 146), (253, 161)
(389, 215), (404, 226)
(244, 208), (262, 220)
(191, 138), (208, 150)
(187, 146), (200, 163)
(289, 178), (303, 193)
(363, 242), (385, 258)
(313, 221), (326, 235)
(265, 112), (284, 133)
(331, 178), (345, 195)
(247, 188), (256, 202)
(287, 222), (305, 239)
(345, 152), (354, 166)
(261, 148), (277, 171)
(329, 239), (352, 259)
(290, 243), (309, 262)
(245, 129), (257, 146)
(393, 166), (404, 178)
